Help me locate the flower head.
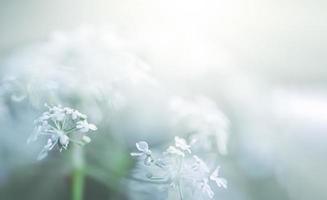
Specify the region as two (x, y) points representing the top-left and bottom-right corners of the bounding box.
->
(169, 96), (230, 155)
(28, 104), (97, 160)
(130, 141), (153, 165)
(164, 136), (192, 157)
(129, 136), (227, 199)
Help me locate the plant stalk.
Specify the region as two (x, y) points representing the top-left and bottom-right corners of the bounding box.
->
(72, 144), (85, 200)
(177, 182), (183, 200)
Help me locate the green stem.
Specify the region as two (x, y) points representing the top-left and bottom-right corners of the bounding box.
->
(72, 145), (85, 200)
(72, 167), (84, 200)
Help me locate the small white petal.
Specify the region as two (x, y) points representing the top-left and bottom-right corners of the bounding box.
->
(59, 134), (70, 146)
(82, 135), (91, 143)
(88, 123), (97, 131)
(210, 166), (228, 189)
(217, 178), (228, 189)
(136, 141), (149, 152)
(174, 136), (191, 153)
(200, 179), (215, 199)
(210, 166), (220, 178)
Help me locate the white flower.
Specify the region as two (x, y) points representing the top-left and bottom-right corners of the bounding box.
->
(174, 136), (191, 153)
(58, 133), (70, 149)
(169, 96), (230, 155)
(46, 104), (65, 121)
(210, 166), (227, 189)
(82, 135), (91, 143)
(53, 110), (65, 121)
(165, 146), (185, 157)
(73, 111), (87, 120)
(131, 141), (152, 156)
(37, 138), (56, 160)
(131, 141), (153, 165)
(199, 178), (214, 199)
(35, 131), (70, 160)
(164, 137), (192, 157)
(66, 108), (87, 120)
(28, 105), (97, 160)
(76, 120), (97, 133)
(129, 136), (228, 199)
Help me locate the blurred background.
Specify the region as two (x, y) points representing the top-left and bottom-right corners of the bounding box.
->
(0, 0), (327, 200)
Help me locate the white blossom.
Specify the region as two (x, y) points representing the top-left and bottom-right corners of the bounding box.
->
(129, 136), (227, 199)
(28, 104), (97, 160)
(199, 178), (214, 199)
(82, 135), (92, 144)
(174, 136), (191, 153)
(130, 141), (153, 165)
(165, 146), (185, 157)
(164, 136), (192, 157)
(210, 166), (228, 189)
(76, 120), (97, 133)
(169, 96), (230, 155)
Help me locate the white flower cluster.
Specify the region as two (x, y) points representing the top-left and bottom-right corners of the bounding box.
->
(170, 96), (230, 155)
(131, 137), (227, 199)
(28, 104), (97, 160)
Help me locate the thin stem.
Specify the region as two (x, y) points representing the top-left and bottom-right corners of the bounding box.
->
(72, 145), (85, 200)
(61, 116), (67, 130)
(177, 182), (183, 200)
(126, 175), (171, 185)
(53, 119), (61, 130)
(72, 167), (84, 200)
(66, 127), (78, 134)
(176, 158), (184, 200)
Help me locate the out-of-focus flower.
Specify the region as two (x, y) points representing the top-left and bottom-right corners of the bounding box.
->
(174, 136), (191, 153)
(210, 166), (227, 189)
(76, 120), (97, 133)
(164, 136), (192, 157)
(165, 146), (185, 157)
(169, 96), (230, 155)
(130, 141), (153, 165)
(28, 104), (97, 160)
(129, 137), (227, 199)
(0, 76), (27, 102)
(0, 27), (159, 121)
(64, 107), (87, 120)
(199, 178), (215, 199)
